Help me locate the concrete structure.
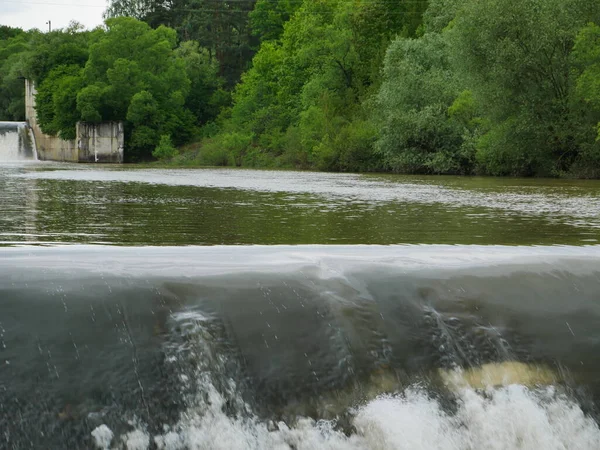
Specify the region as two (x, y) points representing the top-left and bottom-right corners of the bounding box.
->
(77, 122), (124, 163)
(25, 79), (124, 163)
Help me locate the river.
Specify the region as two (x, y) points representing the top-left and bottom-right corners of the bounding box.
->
(1, 160), (600, 449)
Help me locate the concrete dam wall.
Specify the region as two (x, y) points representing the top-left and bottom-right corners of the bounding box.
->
(25, 80), (124, 163)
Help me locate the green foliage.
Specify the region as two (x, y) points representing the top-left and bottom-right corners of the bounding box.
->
(175, 41), (223, 123)
(332, 119), (380, 172)
(197, 0), (423, 171)
(35, 65), (84, 139)
(104, 0), (152, 19)
(26, 23), (95, 84)
(375, 33), (475, 174)
(373, 0), (600, 177)
(450, 0), (600, 176)
(23, 17), (223, 161)
(152, 134), (178, 159)
(126, 90), (160, 127)
(574, 24), (600, 106)
(76, 84), (105, 122)
(573, 23), (600, 141)
(0, 26), (25, 41)
(250, 0), (300, 42)
(196, 132), (253, 166)
(106, 0), (258, 87)
(0, 27), (31, 120)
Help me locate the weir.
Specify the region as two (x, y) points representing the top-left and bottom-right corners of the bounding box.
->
(24, 79), (125, 163)
(2, 245), (600, 448)
(0, 121), (37, 161)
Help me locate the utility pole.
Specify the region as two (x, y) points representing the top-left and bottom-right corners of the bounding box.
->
(46, 20), (51, 32)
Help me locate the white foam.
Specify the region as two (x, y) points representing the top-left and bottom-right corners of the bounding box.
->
(355, 386), (600, 450)
(0, 122), (36, 162)
(91, 424), (114, 449)
(96, 384), (600, 450)
(121, 429), (150, 450)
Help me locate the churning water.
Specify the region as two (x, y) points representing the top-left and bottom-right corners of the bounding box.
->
(0, 122), (36, 162)
(2, 245), (600, 449)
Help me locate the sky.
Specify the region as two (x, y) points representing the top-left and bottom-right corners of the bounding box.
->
(1, 0), (107, 31)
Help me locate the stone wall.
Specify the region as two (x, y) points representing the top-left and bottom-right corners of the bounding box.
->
(25, 79), (124, 163)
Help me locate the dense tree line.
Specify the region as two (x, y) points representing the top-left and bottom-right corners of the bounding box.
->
(104, 0), (258, 87)
(1, 0), (600, 176)
(0, 20), (224, 161)
(200, 0), (600, 177)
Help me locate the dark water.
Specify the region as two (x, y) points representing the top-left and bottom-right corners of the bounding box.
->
(1, 161), (600, 449)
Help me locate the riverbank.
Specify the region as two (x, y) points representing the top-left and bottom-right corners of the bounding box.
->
(153, 143), (600, 180)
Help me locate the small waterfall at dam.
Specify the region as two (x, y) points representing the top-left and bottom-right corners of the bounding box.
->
(0, 121), (37, 161)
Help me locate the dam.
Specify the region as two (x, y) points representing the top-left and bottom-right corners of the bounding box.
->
(23, 79), (125, 163)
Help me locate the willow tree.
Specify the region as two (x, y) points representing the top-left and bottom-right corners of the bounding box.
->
(451, 0), (600, 176)
(571, 23), (600, 176)
(375, 32), (475, 174)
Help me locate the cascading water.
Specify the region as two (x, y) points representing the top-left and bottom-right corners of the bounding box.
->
(2, 245), (600, 449)
(0, 121), (37, 161)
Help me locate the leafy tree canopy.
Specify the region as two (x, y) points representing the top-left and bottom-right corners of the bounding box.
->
(2, 0), (600, 176)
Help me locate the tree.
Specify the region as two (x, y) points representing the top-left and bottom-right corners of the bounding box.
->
(103, 0), (154, 20)
(203, 0), (428, 170)
(175, 41), (225, 125)
(0, 25), (25, 41)
(450, 0), (600, 175)
(249, 0), (300, 42)
(571, 22), (600, 176)
(80, 17), (196, 159)
(26, 24), (95, 84)
(105, 0), (258, 87)
(29, 17), (214, 161)
(153, 134), (178, 159)
(35, 65), (83, 139)
(376, 32), (475, 174)
(573, 23), (600, 131)
(0, 28), (32, 121)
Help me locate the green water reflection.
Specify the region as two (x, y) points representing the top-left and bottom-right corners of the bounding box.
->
(1, 165), (599, 246)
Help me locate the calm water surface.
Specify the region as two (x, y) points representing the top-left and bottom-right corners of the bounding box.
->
(1, 162), (599, 246)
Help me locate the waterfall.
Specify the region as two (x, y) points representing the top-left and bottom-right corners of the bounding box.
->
(0, 121), (37, 161)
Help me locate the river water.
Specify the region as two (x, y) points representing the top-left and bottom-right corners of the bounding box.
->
(1, 160), (600, 449)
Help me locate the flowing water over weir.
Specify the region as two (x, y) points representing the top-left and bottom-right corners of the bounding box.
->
(0, 122), (36, 162)
(2, 245), (600, 449)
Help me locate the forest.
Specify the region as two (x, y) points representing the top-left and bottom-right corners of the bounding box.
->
(1, 0), (600, 177)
